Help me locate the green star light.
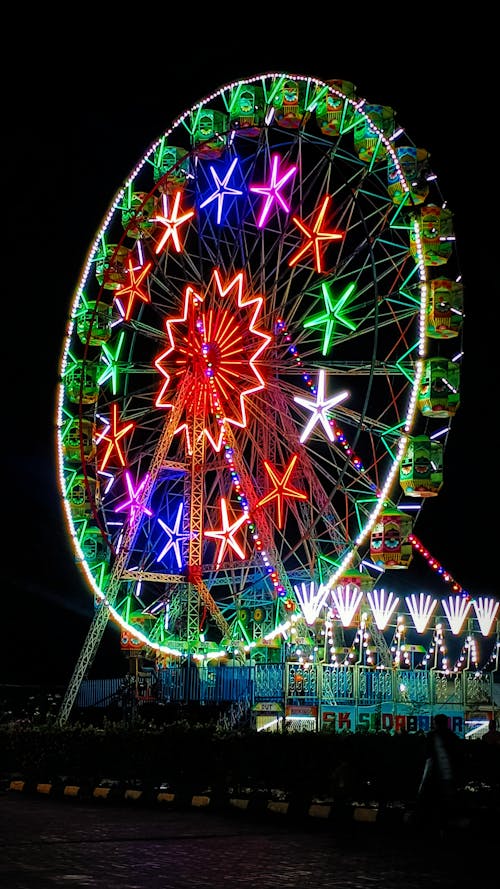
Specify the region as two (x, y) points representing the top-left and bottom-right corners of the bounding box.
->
(304, 281), (357, 355)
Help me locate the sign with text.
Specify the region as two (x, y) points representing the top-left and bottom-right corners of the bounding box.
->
(252, 702), (284, 714)
(286, 705), (318, 718)
(320, 705), (465, 737)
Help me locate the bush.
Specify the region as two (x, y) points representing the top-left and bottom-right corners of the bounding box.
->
(1, 718), (497, 804)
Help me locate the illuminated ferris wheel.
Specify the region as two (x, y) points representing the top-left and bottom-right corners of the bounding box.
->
(57, 73), (464, 666)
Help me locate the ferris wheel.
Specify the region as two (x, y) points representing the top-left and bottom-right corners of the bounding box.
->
(57, 73), (463, 667)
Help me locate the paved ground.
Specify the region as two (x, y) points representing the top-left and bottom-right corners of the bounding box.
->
(1, 790), (497, 888)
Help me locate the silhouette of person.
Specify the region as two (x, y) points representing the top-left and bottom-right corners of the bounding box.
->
(480, 718), (500, 791)
(417, 713), (463, 829)
(482, 718), (500, 746)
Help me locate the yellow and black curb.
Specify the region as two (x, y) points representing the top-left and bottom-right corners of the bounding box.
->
(5, 777), (391, 826)
(227, 795), (387, 825)
(5, 777), (493, 832)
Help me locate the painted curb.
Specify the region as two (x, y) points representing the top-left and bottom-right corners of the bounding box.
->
(6, 778), (384, 824)
(6, 777), (494, 832)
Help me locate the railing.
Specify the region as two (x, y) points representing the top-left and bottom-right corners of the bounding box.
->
(76, 664), (496, 711)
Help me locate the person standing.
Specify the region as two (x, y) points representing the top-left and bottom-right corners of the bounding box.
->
(482, 718), (500, 746)
(480, 718), (500, 792)
(416, 713), (464, 829)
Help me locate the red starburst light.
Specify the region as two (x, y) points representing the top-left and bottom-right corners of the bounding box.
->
(154, 269), (271, 451)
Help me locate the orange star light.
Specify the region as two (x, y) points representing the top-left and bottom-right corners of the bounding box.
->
(98, 403), (135, 471)
(115, 257), (153, 321)
(256, 454), (307, 528)
(288, 195), (343, 272)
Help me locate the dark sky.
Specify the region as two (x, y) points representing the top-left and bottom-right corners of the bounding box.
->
(6, 32), (496, 685)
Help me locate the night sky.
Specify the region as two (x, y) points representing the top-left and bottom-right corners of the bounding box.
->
(6, 31), (495, 685)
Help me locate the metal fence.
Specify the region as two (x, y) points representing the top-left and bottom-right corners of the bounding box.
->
(76, 664), (495, 710)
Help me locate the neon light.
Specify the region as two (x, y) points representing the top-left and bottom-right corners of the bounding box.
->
(115, 471), (153, 524)
(154, 269), (271, 451)
(98, 331), (126, 395)
(249, 153), (296, 228)
(303, 282), (357, 355)
(156, 503), (188, 569)
(277, 317), (365, 472)
(472, 597), (500, 636)
(366, 588), (400, 630)
(219, 435), (286, 598)
(114, 257), (152, 321)
(405, 593), (438, 633)
(204, 497), (247, 567)
(97, 468), (114, 497)
(293, 582), (329, 624)
(288, 195), (343, 272)
(442, 595), (472, 635)
(331, 583), (364, 626)
(199, 157), (242, 224)
(256, 454), (307, 528)
(97, 404), (134, 471)
(153, 190), (195, 254)
(294, 369), (349, 443)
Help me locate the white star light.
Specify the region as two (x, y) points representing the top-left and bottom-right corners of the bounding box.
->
(294, 369), (349, 443)
(156, 503), (189, 569)
(205, 497), (247, 567)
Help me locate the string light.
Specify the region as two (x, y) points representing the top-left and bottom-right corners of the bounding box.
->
(276, 317), (367, 474)
(409, 532), (469, 598)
